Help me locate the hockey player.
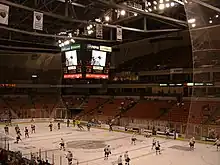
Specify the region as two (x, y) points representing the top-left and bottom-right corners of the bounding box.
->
(214, 138), (220, 151)
(4, 125), (9, 135)
(60, 138), (65, 151)
(131, 133), (137, 145)
(72, 119), (75, 127)
(66, 151), (73, 165)
(124, 151), (130, 165)
(57, 122), (61, 130)
(165, 127), (170, 139)
(155, 141), (161, 155)
(189, 137), (195, 150)
(15, 125), (20, 134)
(152, 138), (156, 150)
(49, 122), (53, 131)
(67, 119), (70, 127)
(24, 127), (29, 138)
(77, 120), (84, 131)
(117, 155), (123, 165)
(31, 124), (35, 133)
(15, 133), (22, 143)
(109, 122), (113, 132)
(87, 122), (91, 131)
(104, 145), (111, 160)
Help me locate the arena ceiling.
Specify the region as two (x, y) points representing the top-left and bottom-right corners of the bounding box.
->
(0, 0), (219, 54)
(0, 0), (191, 53)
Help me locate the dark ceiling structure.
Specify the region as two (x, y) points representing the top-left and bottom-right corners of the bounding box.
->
(0, 0), (189, 53)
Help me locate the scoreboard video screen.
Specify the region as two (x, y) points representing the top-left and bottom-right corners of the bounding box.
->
(62, 43), (111, 80)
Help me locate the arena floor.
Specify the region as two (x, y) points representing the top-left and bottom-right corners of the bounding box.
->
(0, 123), (219, 165)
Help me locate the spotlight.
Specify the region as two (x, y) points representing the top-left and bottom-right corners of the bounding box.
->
(59, 44), (62, 47)
(160, 0), (164, 3)
(148, 8), (152, 12)
(159, 4), (165, 10)
(88, 30), (93, 35)
(87, 26), (91, 30)
(188, 18), (196, 24)
(153, 1), (157, 5)
(120, 10), (126, 16)
(216, 15), (219, 18)
(166, 3), (170, 8)
(171, 2), (175, 6)
(148, 2), (151, 6)
(95, 18), (101, 22)
(58, 40), (61, 44)
(64, 40), (70, 45)
(70, 39), (75, 43)
(154, 6), (157, 10)
(61, 43), (64, 47)
(89, 24), (93, 28)
(192, 24), (196, 28)
(209, 20), (212, 24)
(134, 13), (138, 16)
(105, 16), (110, 21)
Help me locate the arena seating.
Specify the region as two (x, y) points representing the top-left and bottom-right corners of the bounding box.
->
(1, 95), (220, 126)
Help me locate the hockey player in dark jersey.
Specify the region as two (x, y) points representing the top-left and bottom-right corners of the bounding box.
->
(59, 138), (65, 151)
(4, 125), (9, 135)
(31, 124), (36, 133)
(49, 122), (53, 131)
(58, 122), (61, 130)
(24, 127), (29, 138)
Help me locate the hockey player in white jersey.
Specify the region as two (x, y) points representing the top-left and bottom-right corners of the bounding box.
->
(117, 155), (123, 165)
(104, 145), (111, 160)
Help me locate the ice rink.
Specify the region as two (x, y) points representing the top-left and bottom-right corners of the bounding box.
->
(0, 122), (220, 165)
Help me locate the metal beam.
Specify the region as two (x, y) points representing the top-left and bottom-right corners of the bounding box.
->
(191, 0), (220, 13)
(56, 0), (86, 8)
(0, 25), (116, 42)
(1, 0), (150, 33)
(0, 45), (60, 52)
(98, 0), (188, 27)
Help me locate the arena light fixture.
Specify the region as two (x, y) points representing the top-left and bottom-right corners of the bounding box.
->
(153, 1), (157, 5)
(87, 26), (91, 30)
(64, 40), (70, 45)
(148, 2), (151, 6)
(89, 24), (93, 28)
(58, 40), (61, 44)
(95, 18), (101, 22)
(171, 2), (175, 7)
(165, 0), (169, 2)
(209, 20), (213, 24)
(105, 16), (110, 21)
(148, 8), (152, 12)
(166, 3), (170, 8)
(70, 39), (75, 43)
(188, 18), (196, 24)
(216, 15), (219, 18)
(61, 43), (65, 47)
(192, 23), (196, 28)
(154, 6), (157, 10)
(134, 13), (138, 16)
(120, 10), (126, 16)
(159, 4), (165, 10)
(160, 0), (164, 3)
(88, 30), (93, 35)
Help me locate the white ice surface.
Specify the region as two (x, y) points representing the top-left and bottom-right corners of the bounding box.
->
(0, 123), (219, 165)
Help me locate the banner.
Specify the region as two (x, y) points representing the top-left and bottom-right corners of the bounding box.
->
(96, 24), (103, 39)
(0, 4), (9, 25)
(116, 27), (122, 41)
(33, 11), (43, 30)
